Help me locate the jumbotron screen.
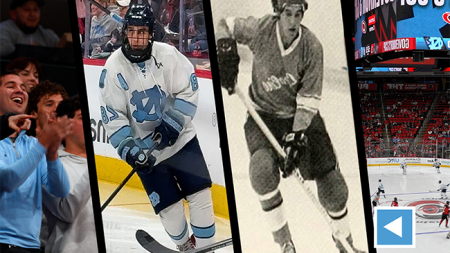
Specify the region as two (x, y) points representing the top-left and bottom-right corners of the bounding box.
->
(354, 0), (450, 60)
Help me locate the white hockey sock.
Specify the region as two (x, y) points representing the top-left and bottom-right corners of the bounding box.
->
(159, 200), (190, 246)
(328, 208), (351, 239)
(258, 189), (291, 245)
(186, 188), (216, 248)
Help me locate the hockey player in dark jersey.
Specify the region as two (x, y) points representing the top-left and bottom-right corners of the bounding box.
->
(215, 0), (365, 252)
(391, 197), (398, 207)
(439, 201), (449, 228)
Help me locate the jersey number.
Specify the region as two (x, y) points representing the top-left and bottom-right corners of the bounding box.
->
(131, 86), (167, 123)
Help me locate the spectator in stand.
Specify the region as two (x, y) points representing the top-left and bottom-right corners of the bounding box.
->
(185, 0), (208, 54)
(102, 29), (122, 53)
(76, 0), (86, 41)
(88, 0), (121, 56)
(5, 57), (41, 92)
(42, 96), (98, 253)
(0, 0), (63, 57)
(0, 71), (71, 253)
(117, 0), (130, 18)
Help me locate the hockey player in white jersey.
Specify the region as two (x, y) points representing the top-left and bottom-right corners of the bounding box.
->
(378, 179), (385, 198)
(400, 160), (407, 175)
(98, 5), (215, 251)
(437, 180), (449, 199)
(434, 158), (441, 174)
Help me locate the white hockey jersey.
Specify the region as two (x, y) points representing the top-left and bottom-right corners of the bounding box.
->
(378, 182), (384, 190)
(99, 42), (199, 165)
(401, 161), (407, 169)
(434, 161), (441, 168)
(439, 183), (448, 191)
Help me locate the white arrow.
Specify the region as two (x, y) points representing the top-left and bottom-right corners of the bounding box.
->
(384, 216), (403, 238)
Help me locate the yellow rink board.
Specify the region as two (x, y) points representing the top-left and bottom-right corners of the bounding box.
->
(367, 163), (450, 167)
(95, 155), (229, 219)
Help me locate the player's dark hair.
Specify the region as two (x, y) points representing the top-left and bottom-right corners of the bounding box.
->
(27, 80), (68, 114)
(56, 95), (81, 119)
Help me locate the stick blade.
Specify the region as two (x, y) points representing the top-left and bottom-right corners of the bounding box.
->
(136, 229), (179, 253)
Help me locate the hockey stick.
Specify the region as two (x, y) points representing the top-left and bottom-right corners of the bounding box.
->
(101, 165), (138, 212)
(86, 0), (123, 24)
(101, 135), (162, 212)
(233, 86), (357, 253)
(136, 229), (233, 253)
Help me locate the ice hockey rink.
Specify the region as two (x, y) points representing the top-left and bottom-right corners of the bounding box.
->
(212, 0), (370, 251)
(368, 165), (450, 252)
(99, 181), (234, 253)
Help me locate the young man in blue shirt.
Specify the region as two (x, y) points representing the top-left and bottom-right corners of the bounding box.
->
(0, 71), (72, 253)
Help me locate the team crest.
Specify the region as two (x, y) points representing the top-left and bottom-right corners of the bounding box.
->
(130, 85), (167, 123)
(149, 192), (160, 207)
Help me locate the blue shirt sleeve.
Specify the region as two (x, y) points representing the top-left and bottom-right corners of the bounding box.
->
(0, 142), (46, 192)
(41, 159), (70, 198)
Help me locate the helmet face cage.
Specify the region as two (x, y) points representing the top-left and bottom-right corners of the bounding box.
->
(122, 4), (155, 63)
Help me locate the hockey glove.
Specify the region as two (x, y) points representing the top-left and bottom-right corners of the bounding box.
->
(216, 38), (240, 95)
(154, 108), (185, 150)
(281, 131), (308, 178)
(118, 138), (156, 169)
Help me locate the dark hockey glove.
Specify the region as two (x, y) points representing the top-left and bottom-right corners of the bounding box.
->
(154, 108), (185, 150)
(216, 38), (240, 95)
(118, 138), (156, 169)
(281, 131), (308, 178)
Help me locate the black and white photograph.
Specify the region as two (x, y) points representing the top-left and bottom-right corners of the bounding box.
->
(212, 0), (369, 252)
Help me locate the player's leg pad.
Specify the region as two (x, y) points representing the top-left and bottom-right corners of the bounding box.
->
(249, 148), (280, 195)
(186, 188), (216, 248)
(159, 200), (190, 246)
(316, 169), (349, 213)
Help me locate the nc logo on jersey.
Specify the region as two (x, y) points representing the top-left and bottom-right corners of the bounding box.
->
(374, 207), (415, 248)
(130, 85), (167, 123)
(149, 192), (160, 207)
(406, 200), (446, 220)
(190, 73), (198, 91)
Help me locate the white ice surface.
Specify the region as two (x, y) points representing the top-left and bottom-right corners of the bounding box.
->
(369, 165), (450, 252)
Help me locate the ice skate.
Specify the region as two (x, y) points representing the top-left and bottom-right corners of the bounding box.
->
(176, 236), (195, 252)
(332, 234), (366, 253)
(280, 240), (296, 253)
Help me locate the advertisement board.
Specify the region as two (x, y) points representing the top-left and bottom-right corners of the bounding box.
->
(354, 1), (450, 60)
